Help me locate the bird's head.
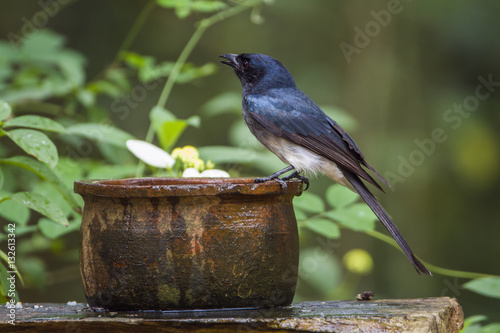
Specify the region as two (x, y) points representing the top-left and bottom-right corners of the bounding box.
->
(220, 53), (296, 90)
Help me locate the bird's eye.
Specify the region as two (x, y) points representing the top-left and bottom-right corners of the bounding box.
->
(242, 60), (249, 69)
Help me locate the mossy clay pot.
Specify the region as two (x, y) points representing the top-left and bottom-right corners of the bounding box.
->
(74, 178), (303, 310)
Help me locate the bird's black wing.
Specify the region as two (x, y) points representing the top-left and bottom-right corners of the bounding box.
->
(245, 90), (431, 275)
(245, 90), (388, 190)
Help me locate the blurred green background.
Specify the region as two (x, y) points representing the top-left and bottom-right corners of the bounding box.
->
(0, 0), (499, 324)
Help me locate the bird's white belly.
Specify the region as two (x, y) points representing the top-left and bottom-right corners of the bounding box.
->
(242, 110), (350, 187)
(259, 133), (350, 187)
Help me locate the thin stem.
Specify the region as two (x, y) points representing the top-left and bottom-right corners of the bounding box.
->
(115, 0), (157, 63)
(364, 229), (495, 279)
(92, 0), (156, 83)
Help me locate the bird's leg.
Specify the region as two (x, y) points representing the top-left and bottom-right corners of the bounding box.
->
(282, 171), (310, 191)
(255, 165), (295, 190)
(255, 165), (294, 183)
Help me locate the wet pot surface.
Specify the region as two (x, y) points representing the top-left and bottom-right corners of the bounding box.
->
(74, 178), (302, 311)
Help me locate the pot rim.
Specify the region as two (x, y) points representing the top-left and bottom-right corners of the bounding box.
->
(74, 177), (304, 198)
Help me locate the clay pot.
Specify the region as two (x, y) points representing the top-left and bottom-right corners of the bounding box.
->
(74, 178), (303, 311)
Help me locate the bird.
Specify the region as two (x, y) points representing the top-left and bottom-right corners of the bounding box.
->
(220, 53), (431, 275)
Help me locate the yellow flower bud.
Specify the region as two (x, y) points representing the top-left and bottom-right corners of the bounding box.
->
(343, 249), (373, 275)
(206, 160), (215, 169)
(171, 147), (182, 159)
(181, 145), (199, 160)
(193, 158), (205, 171)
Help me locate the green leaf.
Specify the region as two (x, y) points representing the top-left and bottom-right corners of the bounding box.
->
(176, 63), (217, 83)
(105, 68), (130, 91)
(16, 256), (46, 290)
(0, 198), (30, 225)
(294, 208), (307, 221)
(11, 192), (68, 226)
(150, 106), (179, 150)
(150, 105), (176, 123)
(150, 106), (199, 151)
(293, 192), (325, 214)
(190, 1), (227, 13)
(161, 121), (188, 150)
(4, 129), (58, 168)
(200, 91), (242, 117)
(483, 324), (500, 333)
(87, 80), (122, 98)
(157, 0), (190, 8)
(326, 184), (358, 208)
(186, 115), (201, 128)
(3, 115), (66, 133)
(56, 51), (86, 87)
(121, 51), (155, 69)
(321, 105), (357, 132)
(176, 6), (191, 18)
(87, 164), (137, 180)
(54, 157), (84, 189)
(325, 203), (377, 232)
(33, 181), (73, 216)
(21, 29), (65, 57)
(139, 61), (174, 82)
(66, 123), (135, 148)
(76, 88), (95, 107)
(463, 277), (500, 299)
(305, 218), (340, 239)
(198, 146), (261, 164)
(38, 217), (80, 239)
(0, 168), (3, 189)
(121, 52), (172, 82)
(463, 315), (488, 327)
(157, 0), (226, 17)
(299, 247), (342, 293)
(462, 315), (488, 333)
(0, 156), (80, 211)
(0, 101), (12, 121)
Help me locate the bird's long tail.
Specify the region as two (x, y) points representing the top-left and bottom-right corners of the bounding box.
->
(343, 171), (431, 275)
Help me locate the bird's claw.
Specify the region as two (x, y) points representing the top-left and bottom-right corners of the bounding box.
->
(254, 171), (309, 192)
(282, 171), (310, 191)
(254, 176), (288, 191)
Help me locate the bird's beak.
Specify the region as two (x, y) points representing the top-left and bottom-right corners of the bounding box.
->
(219, 54), (239, 68)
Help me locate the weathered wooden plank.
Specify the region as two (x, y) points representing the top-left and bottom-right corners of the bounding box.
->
(0, 297), (463, 332)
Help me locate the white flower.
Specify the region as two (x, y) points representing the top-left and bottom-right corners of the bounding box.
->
(200, 169), (230, 177)
(182, 167), (201, 177)
(182, 167), (230, 178)
(126, 139), (175, 168)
